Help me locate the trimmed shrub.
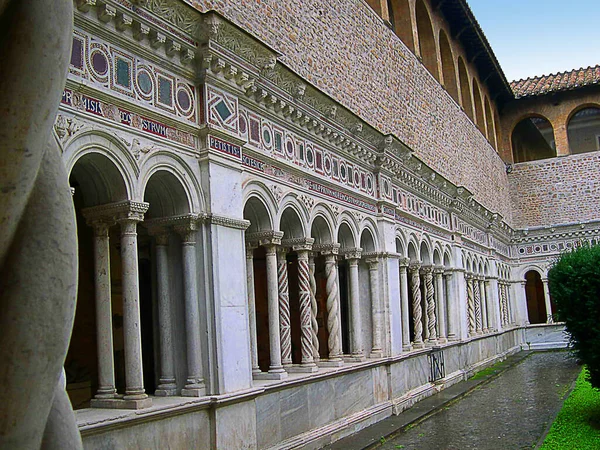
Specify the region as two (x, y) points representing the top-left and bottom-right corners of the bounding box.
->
(548, 244), (600, 389)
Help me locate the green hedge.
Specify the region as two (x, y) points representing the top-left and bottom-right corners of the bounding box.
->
(548, 244), (600, 389)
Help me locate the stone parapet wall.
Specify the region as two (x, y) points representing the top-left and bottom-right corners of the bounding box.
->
(509, 152), (600, 229)
(188, 0), (512, 221)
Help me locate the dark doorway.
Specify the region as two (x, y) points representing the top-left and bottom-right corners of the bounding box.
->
(525, 270), (547, 324)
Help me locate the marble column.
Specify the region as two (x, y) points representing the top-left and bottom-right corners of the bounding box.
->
(321, 245), (342, 364)
(90, 221), (117, 399)
(486, 275), (501, 332)
(473, 277), (483, 334)
(445, 270), (458, 341)
(367, 258), (383, 358)
(263, 243), (287, 378)
(346, 250), (364, 360)
(501, 282), (509, 326)
(153, 231), (176, 396)
(399, 258), (411, 350)
(541, 278), (554, 324)
(295, 243), (317, 371)
(409, 264), (424, 348)
(246, 245), (260, 375)
(118, 213), (149, 403)
(308, 253), (320, 362)
(176, 221), (206, 396)
(277, 247), (292, 369)
(480, 278), (489, 333)
(434, 266), (446, 343)
(422, 266), (437, 344)
(466, 274), (476, 336)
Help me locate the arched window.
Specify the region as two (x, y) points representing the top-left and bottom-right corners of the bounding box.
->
(484, 96), (497, 149)
(511, 116), (556, 163)
(389, 0), (414, 52)
(439, 30), (459, 103)
(567, 107), (600, 154)
(472, 79), (485, 129)
(458, 57), (473, 120)
(415, 0), (439, 81)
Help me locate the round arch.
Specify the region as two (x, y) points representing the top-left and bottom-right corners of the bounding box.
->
(415, 0), (439, 81)
(511, 114), (556, 163)
(243, 195), (274, 233)
(142, 170), (191, 219)
(278, 205), (306, 239)
(458, 57), (473, 120)
(310, 214), (333, 245)
(337, 221), (357, 249)
(359, 228), (377, 253)
(566, 105), (600, 155)
(439, 29), (459, 103)
(472, 79), (485, 130)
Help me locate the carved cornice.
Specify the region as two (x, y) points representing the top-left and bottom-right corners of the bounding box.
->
(313, 243), (340, 255)
(341, 247), (363, 260)
(281, 237), (314, 252)
(83, 200), (149, 223)
(246, 230), (284, 246)
(205, 213), (251, 230)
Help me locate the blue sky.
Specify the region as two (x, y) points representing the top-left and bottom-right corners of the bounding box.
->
(467, 0), (600, 81)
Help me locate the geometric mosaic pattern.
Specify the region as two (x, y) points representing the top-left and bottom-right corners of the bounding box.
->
(69, 28), (197, 124)
(206, 86), (239, 134)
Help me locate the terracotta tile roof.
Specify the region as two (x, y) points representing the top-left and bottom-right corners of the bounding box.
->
(510, 65), (600, 98)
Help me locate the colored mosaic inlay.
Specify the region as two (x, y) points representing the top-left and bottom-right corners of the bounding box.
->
(116, 58), (131, 89)
(68, 29), (196, 124)
(215, 100), (232, 121)
(209, 136), (241, 159)
(158, 76), (173, 106)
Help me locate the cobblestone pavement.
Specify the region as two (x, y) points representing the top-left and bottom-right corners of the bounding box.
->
(379, 352), (580, 450)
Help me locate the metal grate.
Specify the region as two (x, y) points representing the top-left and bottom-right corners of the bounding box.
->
(428, 350), (445, 383)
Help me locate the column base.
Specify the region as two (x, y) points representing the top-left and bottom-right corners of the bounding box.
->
(287, 364), (318, 373)
(318, 359), (344, 368)
(447, 335), (458, 341)
(402, 344), (413, 352)
(344, 354), (366, 363)
(182, 385), (206, 397)
(438, 337), (448, 344)
(412, 342), (425, 349)
(91, 397), (152, 410)
(155, 387), (177, 397)
(253, 370), (288, 380)
(369, 351), (384, 359)
(94, 391), (120, 400)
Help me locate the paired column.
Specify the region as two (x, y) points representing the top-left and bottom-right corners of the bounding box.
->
(320, 245), (343, 365)
(263, 239), (287, 378)
(308, 253), (320, 362)
(473, 276), (483, 334)
(276, 247), (292, 369)
(479, 278), (489, 332)
(367, 258), (383, 357)
(152, 230), (177, 396)
(444, 269), (458, 341)
(345, 249), (364, 360)
(399, 258), (411, 350)
(118, 210), (149, 402)
(409, 264), (424, 348)
(541, 278), (554, 324)
(90, 220), (117, 399)
(434, 266), (447, 342)
(422, 266), (437, 344)
(245, 245), (260, 375)
(292, 239), (318, 372)
(466, 274), (476, 336)
(176, 221), (206, 396)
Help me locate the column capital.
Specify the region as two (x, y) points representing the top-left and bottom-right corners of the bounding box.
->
(420, 265), (433, 275)
(83, 200), (149, 225)
(282, 237), (314, 252)
(365, 258), (379, 269)
(246, 230), (283, 247)
(147, 226), (170, 246)
(88, 219), (113, 237)
(409, 262), (421, 272)
(341, 247), (362, 261)
(399, 257), (410, 268)
(313, 242), (340, 256)
(433, 265), (445, 275)
(174, 215), (199, 244)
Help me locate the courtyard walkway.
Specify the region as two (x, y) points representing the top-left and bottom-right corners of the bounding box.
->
(327, 351), (580, 450)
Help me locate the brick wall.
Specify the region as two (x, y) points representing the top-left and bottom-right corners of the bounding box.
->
(190, 0), (512, 221)
(509, 153), (600, 228)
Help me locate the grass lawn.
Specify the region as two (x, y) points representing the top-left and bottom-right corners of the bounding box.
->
(541, 367), (600, 449)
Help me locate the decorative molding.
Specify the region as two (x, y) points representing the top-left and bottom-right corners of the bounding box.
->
(206, 213), (251, 230)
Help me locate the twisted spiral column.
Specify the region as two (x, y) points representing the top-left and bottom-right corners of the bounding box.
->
(277, 248), (292, 367)
(308, 254), (319, 361)
(501, 283), (509, 325)
(423, 267), (437, 343)
(297, 250), (315, 367)
(473, 277), (482, 334)
(466, 275), (476, 336)
(409, 264), (424, 347)
(324, 253), (342, 360)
